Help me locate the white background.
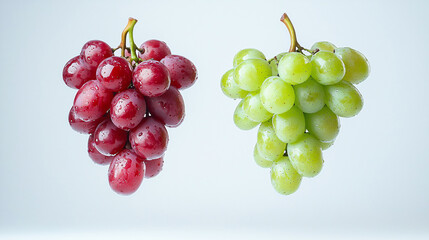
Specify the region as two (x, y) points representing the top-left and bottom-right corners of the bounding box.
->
(1, 0), (428, 239)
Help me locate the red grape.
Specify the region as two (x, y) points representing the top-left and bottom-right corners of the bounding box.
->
(96, 56), (132, 92)
(110, 89), (146, 130)
(68, 107), (106, 134)
(108, 149), (145, 195)
(138, 39), (171, 61)
(161, 55), (197, 90)
(129, 117), (169, 160)
(80, 40), (113, 68)
(88, 134), (114, 165)
(63, 56), (96, 89)
(144, 157), (164, 178)
(73, 80), (114, 122)
(146, 87), (185, 127)
(93, 118), (128, 156)
(132, 60), (170, 97)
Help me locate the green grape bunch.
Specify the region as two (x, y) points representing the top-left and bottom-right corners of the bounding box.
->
(220, 13), (370, 195)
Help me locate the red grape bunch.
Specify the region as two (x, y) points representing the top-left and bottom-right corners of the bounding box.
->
(63, 18), (197, 195)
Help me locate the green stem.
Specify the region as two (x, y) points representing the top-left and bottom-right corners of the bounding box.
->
(118, 18), (141, 63)
(127, 19), (140, 63)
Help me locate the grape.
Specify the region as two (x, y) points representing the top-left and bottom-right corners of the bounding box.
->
(324, 81), (363, 117)
(311, 50), (345, 85)
(220, 69), (248, 99)
(293, 77), (325, 114)
(110, 89), (147, 131)
(146, 87), (185, 128)
(310, 41), (336, 52)
(335, 47), (370, 84)
(144, 157), (164, 178)
(272, 106), (305, 143)
(96, 56), (132, 92)
(320, 140), (334, 150)
(253, 144), (273, 168)
(233, 48), (266, 67)
(139, 39), (171, 61)
(278, 52), (311, 85)
(93, 118), (128, 156)
(68, 107), (106, 134)
(260, 76), (295, 114)
(87, 134), (114, 165)
(133, 60), (171, 97)
(73, 80), (114, 122)
(233, 99), (259, 130)
(63, 56), (95, 89)
(108, 149), (145, 195)
(80, 40), (113, 68)
(287, 133), (323, 177)
(129, 117), (169, 160)
(270, 156), (302, 195)
(257, 121), (286, 161)
(233, 59), (272, 92)
(242, 92), (273, 123)
(305, 106), (340, 142)
(161, 55), (197, 90)
(269, 52), (287, 76)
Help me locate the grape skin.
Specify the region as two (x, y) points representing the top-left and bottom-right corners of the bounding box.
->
(270, 156), (302, 195)
(233, 100), (259, 130)
(233, 59), (272, 92)
(253, 144), (274, 168)
(272, 106), (306, 144)
(334, 47), (370, 84)
(311, 50), (345, 85)
(278, 52), (311, 85)
(260, 76), (295, 114)
(287, 133), (323, 178)
(305, 106), (340, 142)
(233, 48), (266, 67)
(221, 69), (248, 99)
(242, 92), (273, 123)
(257, 121), (286, 161)
(293, 77), (325, 114)
(324, 81), (364, 118)
(310, 41), (336, 52)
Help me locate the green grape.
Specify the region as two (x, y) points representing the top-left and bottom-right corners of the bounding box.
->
(234, 59), (272, 91)
(294, 77), (325, 113)
(268, 52), (287, 76)
(242, 92), (273, 122)
(334, 47), (370, 84)
(233, 99), (259, 130)
(278, 52), (311, 85)
(233, 48), (266, 67)
(260, 76), (295, 114)
(272, 106), (305, 143)
(305, 106), (340, 142)
(310, 41), (337, 52)
(220, 69), (248, 99)
(324, 81), (363, 118)
(311, 50), (345, 85)
(270, 156), (302, 195)
(287, 133), (323, 177)
(257, 121), (286, 161)
(320, 140), (334, 150)
(254, 144), (274, 168)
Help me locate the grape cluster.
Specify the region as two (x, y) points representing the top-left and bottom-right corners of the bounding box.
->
(63, 19), (197, 195)
(221, 15), (370, 195)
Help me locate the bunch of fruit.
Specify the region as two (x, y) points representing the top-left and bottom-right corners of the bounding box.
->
(220, 13), (370, 195)
(63, 18), (197, 195)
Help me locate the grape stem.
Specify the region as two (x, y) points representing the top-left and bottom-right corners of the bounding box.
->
(118, 17), (142, 64)
(280, 13), (312, 54)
